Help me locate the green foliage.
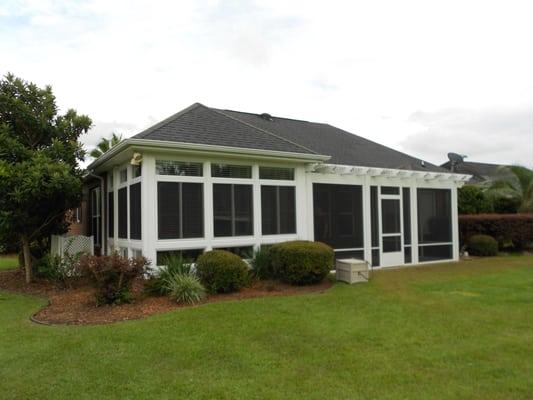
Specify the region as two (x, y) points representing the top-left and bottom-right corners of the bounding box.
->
(467, 234), (499, 256)
(491, 196), (521, 214)
(0, 73), (91, 282)
(250, 246), (274, 279)
(165, 273), (206, 305)
(79, 254), (150, 305)
(269, 241), (334, 285)
(458, 185), (493, 214)
(145, 255), (193, 295)
(196, 250), (250, 293)
(36, 252), (81, 288)
(89, 132), (123, 159)
(459, 214), (533, 250)
(486, 165), (533, 213)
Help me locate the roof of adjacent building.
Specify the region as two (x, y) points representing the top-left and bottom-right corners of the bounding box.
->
(133, 102), (447, 172)
(440, 160), (505, 183)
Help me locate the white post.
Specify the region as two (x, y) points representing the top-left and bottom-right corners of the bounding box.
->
(451, 186), (460, 261)
(252, 164), (261, 250)
(411, 181), (419, 264)
(203, 161), (214, 251)
(362, 175), (372, 264)
(295, 165), (308, 241)
(141, 155), (157, 265)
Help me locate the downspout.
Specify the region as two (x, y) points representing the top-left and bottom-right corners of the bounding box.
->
(86, 171), (105, 255)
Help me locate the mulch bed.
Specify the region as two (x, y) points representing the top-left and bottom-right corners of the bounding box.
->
(0, 268), (331, 325)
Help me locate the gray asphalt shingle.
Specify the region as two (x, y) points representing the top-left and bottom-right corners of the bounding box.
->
(134, 102), (446, 172)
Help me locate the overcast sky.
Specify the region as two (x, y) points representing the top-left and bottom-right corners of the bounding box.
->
(1, 0), (532, 167)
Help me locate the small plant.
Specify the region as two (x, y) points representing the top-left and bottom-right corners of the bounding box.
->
(36, 252), (82, 288)
(270, 241), (334, 285)
(165, 273), (206, 305)
(79, 253), (150, 305)
(468, 234), (499, 257)
(250, 246), (273, 279)
(196, 250), (250, 293)
(145, 255), (193, 295)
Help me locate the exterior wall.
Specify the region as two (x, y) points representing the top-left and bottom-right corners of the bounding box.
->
(102, 149), (461, 268)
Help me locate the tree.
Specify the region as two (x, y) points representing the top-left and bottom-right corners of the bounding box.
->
(458, 185), (493, 214)
(0, 73), (91, 283)
(89, 132), (122, 158)
(486, 165), (533, 213)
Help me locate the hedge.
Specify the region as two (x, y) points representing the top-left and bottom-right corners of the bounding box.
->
(459, 213), (533, 249)
(196, 250), (250, 293)
(269, 241), (334, 285)
(467, 234), (498, 256)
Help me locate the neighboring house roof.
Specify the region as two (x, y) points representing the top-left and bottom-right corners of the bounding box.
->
(132, 103), (447, 172)
(440, 161), (505, 183)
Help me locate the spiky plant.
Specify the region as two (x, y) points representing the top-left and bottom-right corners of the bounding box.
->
(165, 273), (206, 305)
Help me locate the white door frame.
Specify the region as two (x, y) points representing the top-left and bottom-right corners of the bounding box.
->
(379, 190), (404, 267)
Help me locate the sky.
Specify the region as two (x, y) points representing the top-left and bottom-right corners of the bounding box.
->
(1, 0), (532, 167)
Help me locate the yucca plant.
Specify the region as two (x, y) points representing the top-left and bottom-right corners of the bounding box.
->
(145, 255), (193, 295)
(165, 273), (205, 305)
(486, 165), (533, 213)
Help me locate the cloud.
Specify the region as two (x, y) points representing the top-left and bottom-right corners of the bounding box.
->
(401, 107), (533, 167)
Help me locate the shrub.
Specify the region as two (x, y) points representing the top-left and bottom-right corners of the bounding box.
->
(458, 185), (493, 214)
(79, 254), (150, 305)
(468, 234), (498, 256)
(196, 250), (250, 293)
(36, 252), (82, 288)
(165, 273), (206, 304)
(145, 255), (192, 295)
(459, 213), (533, 250)
(269, 241), (334, 285)
(250, 246), (273, 279)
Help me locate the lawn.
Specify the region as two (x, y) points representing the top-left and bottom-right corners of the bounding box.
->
(0, 254), (18, 271)
(1, 256), (533, 399)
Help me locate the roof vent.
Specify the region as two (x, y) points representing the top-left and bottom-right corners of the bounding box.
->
(259, 113), (273, 121)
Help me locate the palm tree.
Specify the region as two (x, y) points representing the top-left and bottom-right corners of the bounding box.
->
(486, 165), (533, 212)
(90, 133), (123, 159)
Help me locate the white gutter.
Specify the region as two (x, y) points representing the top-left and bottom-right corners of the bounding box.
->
(87, 138), (331, 170)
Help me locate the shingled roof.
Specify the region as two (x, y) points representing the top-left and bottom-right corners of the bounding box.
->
(441, 161), (506, 183)
(133, 103), (446, 172)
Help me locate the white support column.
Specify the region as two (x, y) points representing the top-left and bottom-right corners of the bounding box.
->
(411, 181), (419, 264)
(451, 186), (460, 261)
(203, 161), (214, 251)
(362, 175), (372, 264)
(113, 167), (119, 253)
(141, 155), (157, 265)
(252, 164), (261, 250)
(295, 166), (308, 241)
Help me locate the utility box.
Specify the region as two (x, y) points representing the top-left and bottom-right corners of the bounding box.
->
(336, 258), (369, 284)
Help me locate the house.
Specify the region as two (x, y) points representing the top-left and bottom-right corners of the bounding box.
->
(85, 103), (470, 268)
(440, 160), (505, 185)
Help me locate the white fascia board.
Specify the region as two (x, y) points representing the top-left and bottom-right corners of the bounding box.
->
(308, 162), (472, 183)
(87, 138), (331, 172)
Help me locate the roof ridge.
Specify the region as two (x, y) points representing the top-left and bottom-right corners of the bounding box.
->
(211, 108), (319, 155)
(221, 108), (312, 123)
(133, 102), (204, 139)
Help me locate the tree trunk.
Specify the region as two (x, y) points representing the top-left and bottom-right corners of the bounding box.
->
(21, 236), (32, 284)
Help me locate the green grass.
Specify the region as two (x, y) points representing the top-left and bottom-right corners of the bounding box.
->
(1, 256), (533, 399)
(0, 254), (18, 271)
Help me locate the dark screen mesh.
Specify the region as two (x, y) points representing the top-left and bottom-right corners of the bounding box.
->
(158, 182), (181, 239)
(402, 188), (411, 244)
(419, 245), (453, 262)
(417, 189), (452, 244)
(261, 186), (296, 235)
(118, 188), (127, 239)
(108, 192), (114, 238)
(129, 183), (142, 240)
(182, 183), (204, 238)
(371, 186), (379, 248)
(313, 184), (363, 249)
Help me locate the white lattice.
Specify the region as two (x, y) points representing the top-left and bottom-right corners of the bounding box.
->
(51, 235), (94, 257)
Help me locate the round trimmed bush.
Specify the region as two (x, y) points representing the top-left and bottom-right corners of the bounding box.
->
(270, 241), (334, 285)
(195, 250), (250, 293)
(468, 234), (498, 256)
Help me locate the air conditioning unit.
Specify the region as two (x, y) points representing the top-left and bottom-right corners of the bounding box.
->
(336, 258), (369, 284)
